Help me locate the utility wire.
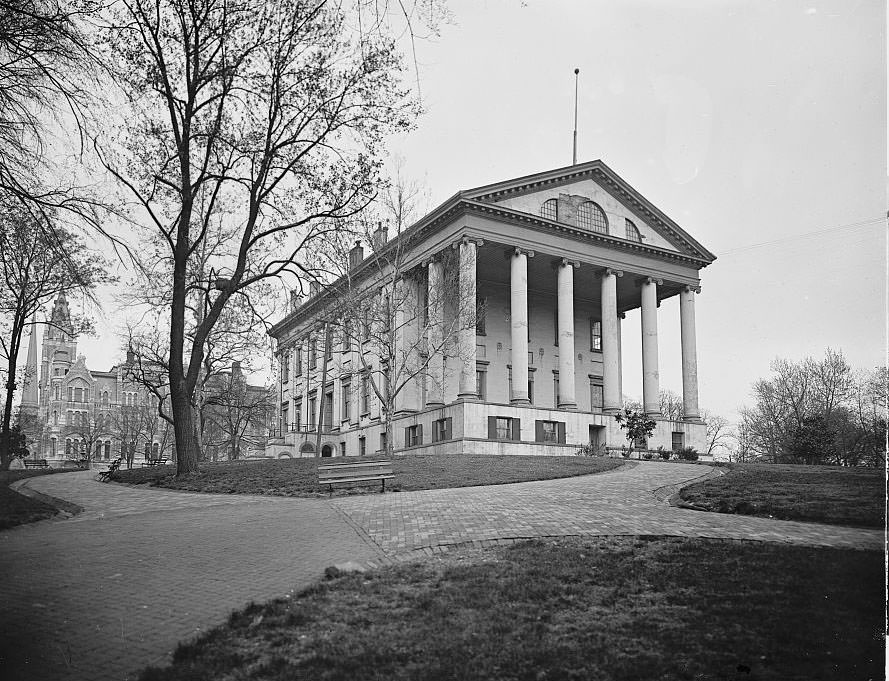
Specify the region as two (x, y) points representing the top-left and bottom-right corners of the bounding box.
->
(718, 216), (885, 257)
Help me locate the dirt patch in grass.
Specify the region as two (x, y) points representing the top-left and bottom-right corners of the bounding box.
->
(115, 455), (624, 497)
(140, 536), (884, 681)
(0, 469), (65, 530)
(679, 463), (884, 527)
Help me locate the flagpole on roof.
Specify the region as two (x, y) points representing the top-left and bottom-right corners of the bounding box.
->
(572, 68), (580, 165)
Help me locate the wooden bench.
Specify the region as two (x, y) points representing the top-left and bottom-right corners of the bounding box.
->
(317, 459), (394, 496)
(140, 458), (169, 468)
(23, 459), (50, 469)
(98, 458), (122, 482)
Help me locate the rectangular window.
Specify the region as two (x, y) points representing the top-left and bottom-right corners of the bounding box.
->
(326, 329), (334, 361)
(405, 424), (423, 447)
(476, 370), (486, 401)
(294, 348), (302, 377)
(553, 305), (558, 346)
(294, 399), (302, 430)
(341, 381), (351, 421)
(590, 379), (604, 411)
(590, 319), (602, 352)
(323, 390), (334, 432)
(360, 373), (370, 414)
(672, 431), (684, 451)
(340, 441), (346, 457)
(476, 295), (486, 335)
(535, 420), (566, 444)
(309, 337), (317, 369)
(432, 417), (453, 443)
(379, 432), (387, 453)
(282, 353), (290, 382)
(359, 436), (366, 456)
(553, 372), (559, 407)
(308, 395), (316, 430)
(488, 416), (521, 441)
(281, 403), (289, 431)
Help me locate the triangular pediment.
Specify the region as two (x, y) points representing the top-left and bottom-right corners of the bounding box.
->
(461, 161), (715, 262)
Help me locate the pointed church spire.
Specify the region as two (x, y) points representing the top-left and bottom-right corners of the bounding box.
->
(20, 316), (39, 409)
(50, 291), (74, 337)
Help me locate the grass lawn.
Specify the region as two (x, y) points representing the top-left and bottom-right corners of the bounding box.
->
(140, 536), (884, 681)
(679, 463), (884, 528)
(115, 455), (624, 497)
(0, 469), (63, 530)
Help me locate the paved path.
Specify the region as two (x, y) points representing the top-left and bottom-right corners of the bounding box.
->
(0, 471), (388, 681)
(0, 463), (881, 681)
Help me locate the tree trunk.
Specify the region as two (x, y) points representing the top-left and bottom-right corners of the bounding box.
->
(314, 323), (331, 457)
(171, 383), (200, 475)
(0, 313), (25, 470)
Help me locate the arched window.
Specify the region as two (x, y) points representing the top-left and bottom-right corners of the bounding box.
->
(65, 439), (72, 456)
(577, 201), (608, 234)
(74, 387), (82, 402)
(540, 198), (558, 221)
(152, 443), (159, 456)
(625, 218), (642, 242)
(102, 391), (109, 406)
(52, 411), (58, 425)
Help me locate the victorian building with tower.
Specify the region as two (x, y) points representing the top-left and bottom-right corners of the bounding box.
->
(267, 160), (716, 459)
(18, 292), (270, 465)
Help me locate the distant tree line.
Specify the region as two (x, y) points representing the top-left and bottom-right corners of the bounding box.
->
(737, 349), (885, 467)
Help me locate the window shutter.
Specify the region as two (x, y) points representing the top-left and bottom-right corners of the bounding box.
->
(445, 417), (453, 441)
(557, 422), (566, 444)
(535, 420), (544, 442)
(488, 416), (497, 440)
(417, 424), (423, 445)
(512, 418), (521, 441)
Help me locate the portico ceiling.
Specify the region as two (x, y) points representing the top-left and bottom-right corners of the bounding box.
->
(474, 242), (686, 314)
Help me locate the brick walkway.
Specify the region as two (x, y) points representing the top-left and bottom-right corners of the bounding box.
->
(0, 471), (387, 681)
(331, 462), (883, 556)
(0, 463), (881, 681)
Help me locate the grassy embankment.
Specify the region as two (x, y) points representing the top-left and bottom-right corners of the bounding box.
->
(141, 536), (884, 681)
(679, 463), (884, 527)
(116, 455), (624, 496)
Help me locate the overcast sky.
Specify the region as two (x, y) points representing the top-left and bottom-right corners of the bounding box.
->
(66, 0), (885, 424)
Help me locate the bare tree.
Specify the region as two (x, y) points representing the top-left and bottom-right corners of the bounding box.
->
(204, 373), (271, 460)
(0, 201), (113, 469)
(99, 0), (443, 474)
(739, 349), (879, 465)
(658, 389), (683, 421)
(64, 402), (111, 464)
(699, 408), (732, 458)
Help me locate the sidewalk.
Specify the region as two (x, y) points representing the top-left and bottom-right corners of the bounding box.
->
(0, 471), (387, 681)
(0, 463), (881, 681)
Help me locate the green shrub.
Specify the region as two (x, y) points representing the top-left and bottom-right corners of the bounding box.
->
(677, 447), (699, 461)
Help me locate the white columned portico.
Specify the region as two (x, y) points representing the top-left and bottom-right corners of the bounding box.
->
(600, 268), (622, 414)
(425, 258), (445, 408)
(680, 285), (702, 421)
(457, 238), (481, 400)
(640, 277), (662, 417)
(510, 248), (533, 405)
(557, 259), (578, 408)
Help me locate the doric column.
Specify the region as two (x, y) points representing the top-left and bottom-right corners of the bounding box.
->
(600, 268), (622, 413)
(639, 277), (662, 417)
(680, 285), (702, 422)
(456, 238), (482, 399)
(510, 247), (533, 404)
(557, 259), (578, 408)
(425, 258), (445, 408)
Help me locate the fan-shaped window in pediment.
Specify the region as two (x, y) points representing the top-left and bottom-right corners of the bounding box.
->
(577, 201), (608, 234)
(540, 198), (558, 221)
(625, 218), (642, 242)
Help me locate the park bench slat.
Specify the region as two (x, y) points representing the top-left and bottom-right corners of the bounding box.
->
(317, 458), (394, 495)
